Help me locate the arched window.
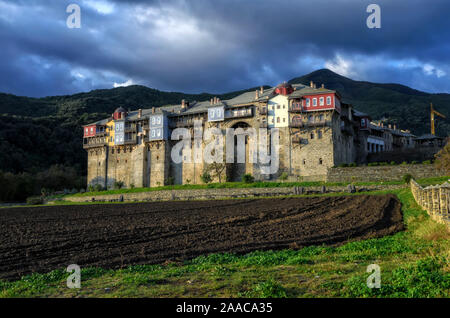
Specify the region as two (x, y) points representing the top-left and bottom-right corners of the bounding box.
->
(319, 97), (324, 106)
(326, 96), (331, 105)
(292, 115), (302, 126)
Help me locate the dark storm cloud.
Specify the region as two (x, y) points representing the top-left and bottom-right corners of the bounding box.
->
(0, 0), (449, 97)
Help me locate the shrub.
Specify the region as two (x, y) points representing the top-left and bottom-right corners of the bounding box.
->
(338, 163), (348, 167)
(166, 177), (175, 186)
(403, 174), (413, 184)
(79, 188), (85, 194)
(242, 174), (255, 183)
(422, 160), (431, 165)
(411, 160), (419, 165)
(185, 179), (191, 185)
(390, 161), (396, 165)
(114, 181), (124, 189)
(401, 161), (408, 165)
(87, 185), (94, 192)
(368, 162), (378, 166)
(94, 184), (104, 192)
(71, 188), (78, 194)
(130, 183), (135, 189)
(279, 172), (288, 182)
(26, 196), (43, 205)
(201, 172), (212, 184)
(349, 162), (357, 167)
(434, 143), (450, 174)
(40, 188), (50, 197)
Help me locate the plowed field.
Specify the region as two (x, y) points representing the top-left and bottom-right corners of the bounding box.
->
(0, 195), (403, 280)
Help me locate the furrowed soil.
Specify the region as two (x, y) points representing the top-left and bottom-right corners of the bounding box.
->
(0, 195), (403, 281)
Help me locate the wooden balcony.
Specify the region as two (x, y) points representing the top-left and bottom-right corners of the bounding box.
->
(289, 104), (304, 113)
(290, 121), (303, 128)
(226, 108), (253, 119)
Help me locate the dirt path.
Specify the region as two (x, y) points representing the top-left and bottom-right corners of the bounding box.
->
(0, 195), (404, 281)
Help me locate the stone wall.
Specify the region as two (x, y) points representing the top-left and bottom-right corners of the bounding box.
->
(410, 179), (450, 226)
(65, 183), (405, 203)
(326, 164), (445, 182)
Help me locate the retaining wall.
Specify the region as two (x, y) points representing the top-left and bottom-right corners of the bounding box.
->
(326, 164), (444, 182)
(64, 184), (405, 203)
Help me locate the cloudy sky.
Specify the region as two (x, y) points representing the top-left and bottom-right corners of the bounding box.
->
(1, 0), (450, 97)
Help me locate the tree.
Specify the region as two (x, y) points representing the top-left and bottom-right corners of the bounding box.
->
(434, 142), (450, 174)
(206, 162), (227, 183)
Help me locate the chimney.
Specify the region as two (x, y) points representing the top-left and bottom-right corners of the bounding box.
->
(313, 83), (317, 89)
(210, 98), (214, 105)
(181, 99), (186, 109)
(152, 107), (155, 114)
(255, 89), (259, 100)
(260, 86), (264, 94)
(381, 123), (384, 128)
(388, 124), (392, 129)
(310, 81), (314, 88)
(213, 97), (217, 104)
(217, 97), (220, 104)
(138, 109), (142, 118)
(393, 124), (397, 130)
(321, 83), (325, 89)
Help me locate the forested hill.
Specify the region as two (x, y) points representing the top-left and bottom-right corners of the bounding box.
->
(289, 69), (450, 137)
(0, 69), (448, 175)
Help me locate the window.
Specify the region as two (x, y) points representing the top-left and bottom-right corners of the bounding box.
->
(277, 117), (280, 123)
(303, 159), (306, 165)
(318, 130), (322, 139)
(277, 105), (280, 109)
(326, 96), (331, 105)
(319, 114), (324, 122)
(306, 98), (310, 107)
(319, 158), (323, 165)
(283, 118), (286, 123)
(310, 132), (314, 139)
(319, 97), (324, 106)
(90, 127), (94, 133)
(313, 98), (317, 106)
(308, 115), (314, 122)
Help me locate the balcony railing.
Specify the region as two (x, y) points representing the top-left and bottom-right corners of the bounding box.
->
(290, 121), (303, 128)
(289, 104), (304, 113)
(226, 108), (253, 119)
(83, 138), (107, 149)
(170, 120), (194, 128)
